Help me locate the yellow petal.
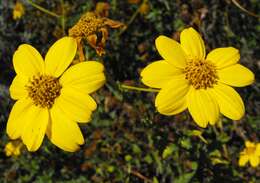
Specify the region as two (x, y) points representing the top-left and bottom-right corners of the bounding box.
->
(21, 106), (49, 152)
(55, 87), (96, 122)
(155, 75), (189, 115)
(256, 144), (260, 156)
(245, 141), (255, 148)
(238, 154), (249, 167)
(7, 99), (33, 139)
(47, 105), (84, 152)
(60, 61), (105, 94)
(206, 47), (239, 69)
(155, 36), (187, 68)
(218, 64), (255, 87)
(187, 88), (219, 128)
(211, 83), (245, 120)
(45, 37), (77, 77)
(180, 27), (206, 60)
(13, 44), (44, 77)
(249, 155), (259, 167)
(141, 61), (183, 88)
(9, 75), (28, 100)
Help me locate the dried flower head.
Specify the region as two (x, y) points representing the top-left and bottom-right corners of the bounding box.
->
(69, 12), (125, 57)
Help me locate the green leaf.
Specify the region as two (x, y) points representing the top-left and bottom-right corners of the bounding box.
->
(218, 133), (230, 143)
(132, 144), (142, 154)
(162, 144), (177, 159)
(153, 177), (159, 183)
(144, 154), (153, 164)
(180, 138), (191, 150)
(175, 162), (198, 183)
(125, 155), (132, 162)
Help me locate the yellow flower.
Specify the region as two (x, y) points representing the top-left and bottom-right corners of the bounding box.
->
(239, 141), (260, 167)
(5, 141), (23, 157)
(141, 27), (254, 128)
(7, 37), (105, 152)
(13, 1), (25, 20)
(139, 1), (150, 15)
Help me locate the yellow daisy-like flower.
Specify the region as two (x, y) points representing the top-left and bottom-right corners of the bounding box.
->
(141, 27), (254, 128)
(7, 37), (105, 152)
(239, 141), (260, 167)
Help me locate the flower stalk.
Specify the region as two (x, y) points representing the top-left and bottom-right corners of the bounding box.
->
(27, 0), (60, 18)
(120, 84), (159, 92)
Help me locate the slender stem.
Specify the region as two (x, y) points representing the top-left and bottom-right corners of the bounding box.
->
(120, 84), (159, 92)
(118, 0), (148, 36)
(222, 144), (229, 159)
(123, 166), (152, 183)
(217, 118), (224, 133)
(231, 0), (260, 18)
(218, 119), (229, 158)
(60, 0), (66, 35)
(27, 0), (60, 18)
(213, 125), (229, 159)
(198, 135), (208, 144)
(233, 121), (247, 141)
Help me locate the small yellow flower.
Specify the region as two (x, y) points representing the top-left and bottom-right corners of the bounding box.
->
(5, 141), (23, 157)
(141, 27), (254, 128)
(139, 1), (150, 15)
(239, 141), (260, 167)
(7, 37), (105, 152)
(13, 1), (25, 20)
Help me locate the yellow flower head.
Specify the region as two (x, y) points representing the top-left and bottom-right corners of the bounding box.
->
(141, 27), (255, 128)
(139, 1), (150, 15)
(239, 141), (260, 167)
(5, 141), (23, 157)
(13, 1), (25, 20)
(7, 37), (106, 152)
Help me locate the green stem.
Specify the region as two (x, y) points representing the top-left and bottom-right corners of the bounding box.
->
(231, 0), (260, 19)
(118, 0), (148, 36)
(213, 125), (229, 159)
(60, 0), (66, 35)
(27, 0), (60, 18)
(120, 84), (159, 92)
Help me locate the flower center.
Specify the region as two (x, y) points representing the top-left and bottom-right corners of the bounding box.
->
(69, 12), (105, 38)
(184, 60), (218, 89)
(246, 146), (256, 155)
(26, 75), (62, 108)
